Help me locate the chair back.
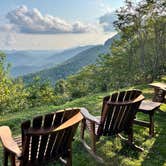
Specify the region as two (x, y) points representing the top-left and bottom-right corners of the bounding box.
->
(98, 90), (144, 136)
(20, 108), (82, 166)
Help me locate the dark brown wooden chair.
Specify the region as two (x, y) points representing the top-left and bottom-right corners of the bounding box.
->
(0, 108), (83, 166)
(80, 90), (144, 161)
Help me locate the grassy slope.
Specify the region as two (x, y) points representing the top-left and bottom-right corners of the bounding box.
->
(0, 84), (166, 166)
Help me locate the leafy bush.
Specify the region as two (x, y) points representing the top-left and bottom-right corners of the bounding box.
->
(26, 77), (56, 107)
(0, 52), (28, 113)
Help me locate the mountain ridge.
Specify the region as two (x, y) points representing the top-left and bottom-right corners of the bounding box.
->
(23, 34), (119, 84)
(5, 45), (94, 77)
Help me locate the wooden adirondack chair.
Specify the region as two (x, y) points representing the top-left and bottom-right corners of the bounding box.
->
(80, 90), (144, 161)
(0, 108), (83, 166)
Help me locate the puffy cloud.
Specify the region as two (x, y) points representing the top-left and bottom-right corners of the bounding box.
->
(6, 5), (95, 34)
(0, 24), (15, 32)
(0, 32), (16, 50)
(99, 12), (117, 32)
(5, 33), (16, 47)
(72, 21), (95, 33)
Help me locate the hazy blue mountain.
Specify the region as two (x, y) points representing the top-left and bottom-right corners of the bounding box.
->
(5, 50), (58, 67)
(4, 45), (93, 77)
(23, 45), (106, 83)
(23, 34), (118, 84)
(11, 65), (41, 77)
(45, 45), (93, 65)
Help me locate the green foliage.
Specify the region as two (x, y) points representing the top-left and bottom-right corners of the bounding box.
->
(26, 77), (56, 107)
(54, 79), (69, 104)
(66, 65), (100, 98)
(0, 52), (28, 113)
(113, 0), (166, 82)
(54, 79), (67, 95)
(0, 53), (64, 113)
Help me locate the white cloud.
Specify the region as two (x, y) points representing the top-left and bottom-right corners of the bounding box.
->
(0, 32), (16, 50)
(5, 5), (96, 34)
(99, 12), (117, 32)
(0, 24), (15, 32)
(0, 31), (116, 50)
(5, 33), (16, 47)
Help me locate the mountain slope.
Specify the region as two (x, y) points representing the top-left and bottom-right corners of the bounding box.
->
(11, 65), (41, 77)
(23, 45), (106, 83)
(23, 34), (118, 84)
(6, 50), (58, 67)
(5, 50), (58, 77)
(45, 45), (93, 65)
(5, 46), (93, 77)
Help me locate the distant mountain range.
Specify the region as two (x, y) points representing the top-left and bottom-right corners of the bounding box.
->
(23, 34), (119, 84)
(5, 45), (93, 77)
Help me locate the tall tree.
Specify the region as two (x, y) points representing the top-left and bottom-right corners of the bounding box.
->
(114, 0), (166, 82)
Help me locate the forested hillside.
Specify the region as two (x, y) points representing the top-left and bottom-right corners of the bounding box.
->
(5, 46), (93, 77)
(45, 45), (94, 65)
(23, 34), (119, 84)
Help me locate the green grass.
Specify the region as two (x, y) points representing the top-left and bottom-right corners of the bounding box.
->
(0, 84), (166, 166)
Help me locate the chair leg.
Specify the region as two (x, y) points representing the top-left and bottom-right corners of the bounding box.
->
(80, 121), (104, 163)
(3, 149), (8, 166)
(149, 113), (154, 137)
(80, 120), (96, 153)
(127, 129), (144, 152)
(90, 122), (96, 153)
(66, 149), (72, 166)
(10, 154), (16, 166)
(81, 119), (86, 140)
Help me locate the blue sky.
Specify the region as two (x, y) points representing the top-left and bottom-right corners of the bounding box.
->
(0, 0), (124, 21)
(0, 0), (139, 50)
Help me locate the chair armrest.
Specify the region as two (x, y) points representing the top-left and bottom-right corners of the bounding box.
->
(80, 107), (100, 125)
(0, 126), (22, 157)
(54, 112), (83, 131)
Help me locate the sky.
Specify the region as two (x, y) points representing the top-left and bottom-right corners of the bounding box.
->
(0, 0), (139, 50)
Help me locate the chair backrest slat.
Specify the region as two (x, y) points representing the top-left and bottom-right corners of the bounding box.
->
(42, 111), (65, 160)
(31, 116), (43, 161)
(112, 105), (123, 131)
(45, 110), (65, 159)
(102, 105), (114, 135)
(117, 105), (127, 129)
(21, 120), (31, 165)
(38, 113), (54, 161)
(118, 91), (125, 102)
